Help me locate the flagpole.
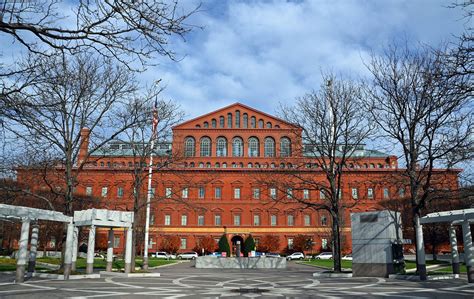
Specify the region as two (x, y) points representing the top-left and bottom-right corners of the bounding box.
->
(143, 102), (158, 270)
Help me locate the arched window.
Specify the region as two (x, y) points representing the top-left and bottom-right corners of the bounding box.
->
(216, 137), (227, 157)
(264, 137), (275, 157)
(227, 113), (233, 128)
(232, 137), (243, 157)
(211, 119), (217, 128)
(255, 163), (260, 168)
(243, 113), (248, 128)
(258, 119), (264, 128)
(235, 110), (240, 128)
(280, 137), (291, 157)
(222, 162), (227, 168)
(248, 137), (259, 157)
(184, 137), (195, 157)
(247, 163), (253, 168)
(203, 122), (209, 128)
(251, 116), (256, 128)
(215, 162), (220, 168)
(219, 116), (225, 128)
(200, 137), (211, 157)
(266, 122), (272, 128)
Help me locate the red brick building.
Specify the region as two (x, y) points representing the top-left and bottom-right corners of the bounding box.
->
(16, 103), (460, 255)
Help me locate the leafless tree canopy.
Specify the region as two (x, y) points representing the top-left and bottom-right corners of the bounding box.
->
(0, 0), (198, 65)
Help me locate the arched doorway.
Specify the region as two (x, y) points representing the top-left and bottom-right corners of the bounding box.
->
(231, 235), (244, 256)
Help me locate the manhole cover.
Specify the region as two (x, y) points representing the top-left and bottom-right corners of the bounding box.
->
(231, 288), (268, 294)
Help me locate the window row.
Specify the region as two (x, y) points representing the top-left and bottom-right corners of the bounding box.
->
(184, 136), (291, 157)
(195, 111), (281, 130)
(183, 161), (295, 169)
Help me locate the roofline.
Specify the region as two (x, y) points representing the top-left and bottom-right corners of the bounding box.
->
(172, 102), (300, 130)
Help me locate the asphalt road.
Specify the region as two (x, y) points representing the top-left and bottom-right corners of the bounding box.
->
(0, 261), (472, 298)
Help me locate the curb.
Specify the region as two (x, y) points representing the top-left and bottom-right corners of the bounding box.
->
(313, 272), (353, 278)
(388, 274), (460, 281)
(100, 271), (161, 278)
(31, 273), (100, 280)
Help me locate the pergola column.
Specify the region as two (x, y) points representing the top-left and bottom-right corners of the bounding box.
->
(27, 222), (39, 273)
(415, 215), (427, 281)
(16, 218), (30, 283)
(71, 226), (79, 272)
(106, 228), (114, 272)
(124, 227), (133, 273)
(63, 223), (74, 280)
(449, 225), (460, 275)
(462, 220), (474, 283)
(86, 225), (96, 274)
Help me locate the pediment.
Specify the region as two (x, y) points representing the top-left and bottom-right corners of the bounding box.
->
(173, 102), (299, 130)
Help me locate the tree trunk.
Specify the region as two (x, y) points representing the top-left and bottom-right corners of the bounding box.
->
(130, 221), (137, 272)
(332, 214), (342, 273)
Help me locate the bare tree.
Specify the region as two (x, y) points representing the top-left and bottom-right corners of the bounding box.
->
(364, 42), (473, 279)
(0, 0), (198, 66)
(277, 73), (373, 272)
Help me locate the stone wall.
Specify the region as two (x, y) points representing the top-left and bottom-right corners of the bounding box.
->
(195, 256), (286, 269)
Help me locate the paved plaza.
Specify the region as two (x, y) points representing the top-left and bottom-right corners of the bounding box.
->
(0, 261), (473, 298)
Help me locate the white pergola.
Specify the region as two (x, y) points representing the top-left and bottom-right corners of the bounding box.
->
(420, 208), (474, 283)
(73, 209), (134, 274)
(0, 204), (74, 283)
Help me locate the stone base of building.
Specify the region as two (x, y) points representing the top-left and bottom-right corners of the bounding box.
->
(195, 256), (286, 269)
(353, 263), (394, 278)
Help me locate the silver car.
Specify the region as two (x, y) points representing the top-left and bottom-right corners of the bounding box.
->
(153, 251), (176, 259)
(286, 252), (305, 260)
(177, 251), (198, 260)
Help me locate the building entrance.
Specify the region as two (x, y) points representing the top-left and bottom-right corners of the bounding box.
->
(231, 235), (244, 256)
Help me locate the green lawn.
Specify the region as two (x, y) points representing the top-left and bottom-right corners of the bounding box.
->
(431, 264), (467, 274)
(301, 259), (353, 269)
(0, 258), (49, 271)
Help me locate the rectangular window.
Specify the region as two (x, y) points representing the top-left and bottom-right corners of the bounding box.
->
(164, 215), (171, 226)
(198, 187), (205, 199)
(320, 190), (326, 199)
(383, 188), (389, 199)
(86, 186), (92, 196)
(303, 189), (310, 200)
(253, 215), (260, 226)
(214, 215), (221, 226)
(114, 236), (120, 248)
(117, 187), (124, 198)
(271, 215), (277, 226)
(322, 238), (328, 249)
(288, 238), (294, 250)
(181, 215), (187, 226)
(270, 188), (277, 199)
(253, 188), (260, 199)
(399, 188), (405, 197)
(150, 187), (155, 198)
(180, 238), (187, 249)
(304, 215), (311, 226)
(165, 187), (172, 198)
(150, 215), (155, 225)
(286, 188), (293, 198)
(368, 188), (374, 199)
(234, 188), (241, 199)
(215, 187), (222, 199)
(287, 215), (294, 226)
(234, 215), (241, 226)
(101, 187), (108, 197)
(182, 187), (188, 199)
(351, 188), (358, 199)
(198, 215), (204, 226)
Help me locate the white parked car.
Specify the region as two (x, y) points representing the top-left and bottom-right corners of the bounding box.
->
(286, 252), (305, 260)
(342, 254), (352, 260)
(177, 251), (198, 260)
(153, 251), (176, 259)
(314, 252), (333, 260)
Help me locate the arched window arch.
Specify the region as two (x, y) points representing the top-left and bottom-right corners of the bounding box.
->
(215, 162), (220, 168)
(248, 137), (259, 157)
(243, 113), (248, 128)
(247, 163), (253, 168)
(280, 137), (291, 157)
(232, 137), (243, 157)
(200, 137), (211, 157)
(219, 116), (225, 128)
(227, 113), (233, 128)
(251, 116), (256, 128)
(216, 137), (227, 157)
(235, 110), (240, 128)
(258, 119), (264, 128)
(203, 121), (209, 128)
(184, 137), (195, 157)
(264, 137), (275, 157)
(266, 122), (272, 128)
(211, 119), (217, 128)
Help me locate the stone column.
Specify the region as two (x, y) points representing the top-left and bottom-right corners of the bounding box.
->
(86, 225), (96, 274)
(106, 228), (114, 272)
(63, 223), (74, 280)
(16, 218), (30, 283)
(124, 227), (133, 273)
(449, 225), (460, 275)
(462, 220), (474, 283)
(27, 222), (39, 273)
(415, 215), (427, 281)
(71, 227), (79, 272)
